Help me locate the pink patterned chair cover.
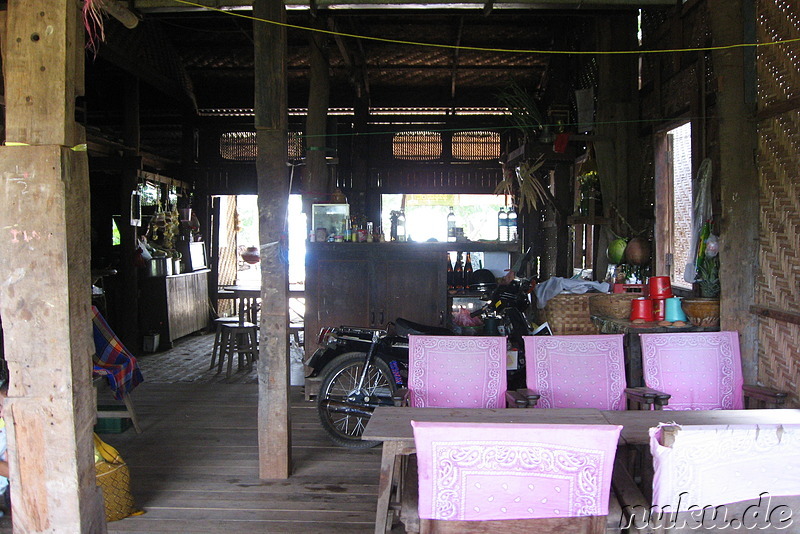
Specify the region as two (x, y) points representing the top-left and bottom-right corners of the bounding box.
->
(523, 334), (626, 410)
(649, 424), (800, 511)
(640, 331), (744, 410)
(412, 421), (623, 521)
(408, 335), (507, 409)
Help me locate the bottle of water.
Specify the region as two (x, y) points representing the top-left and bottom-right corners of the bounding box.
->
(397, 210), (406, 242)
(447, 206), (456, 242)
(497, 207), (507, 241)
(507, 206), (517, 242)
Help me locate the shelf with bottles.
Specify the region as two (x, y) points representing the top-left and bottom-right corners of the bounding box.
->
(496, 205), (519, 243)
(445, 250), (505, 298)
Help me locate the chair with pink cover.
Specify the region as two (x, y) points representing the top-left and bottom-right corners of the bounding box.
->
(621, 423), (800, 533)
(519, 334), (635, 410)
(629, 331), (786, 410)
(411, 420), (623, 533)
(396, 335), (509, 409)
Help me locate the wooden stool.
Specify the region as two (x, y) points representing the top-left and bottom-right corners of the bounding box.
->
(93, 376), (142, 433)
(217, 322), (258, 378)
(209, 317), (241, 370)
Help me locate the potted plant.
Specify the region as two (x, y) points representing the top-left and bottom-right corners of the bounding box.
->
(682, 228), (720, 326)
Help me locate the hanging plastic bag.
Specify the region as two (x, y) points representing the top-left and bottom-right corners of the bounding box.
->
(684, 158), (713, 283)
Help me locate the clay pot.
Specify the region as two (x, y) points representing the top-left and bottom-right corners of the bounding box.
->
(241, 246), (260, 265)
(681, 297), (720, 327)
(624, 237), (652, 266)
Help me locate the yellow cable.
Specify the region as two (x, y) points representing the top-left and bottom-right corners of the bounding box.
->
(171, 0), (800, 55)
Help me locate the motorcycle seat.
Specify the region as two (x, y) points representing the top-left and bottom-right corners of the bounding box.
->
(394, 317), (452, 337)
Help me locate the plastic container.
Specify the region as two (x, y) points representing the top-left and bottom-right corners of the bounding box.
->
(143, 333), (160, 352)
(630, 298), (654, 322)
(665, 297), (688, 322)
(652, 298), (666, 321)
(648, 276), (673, 299)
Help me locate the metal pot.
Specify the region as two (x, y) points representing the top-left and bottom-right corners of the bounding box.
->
(147, 257), (168, 277)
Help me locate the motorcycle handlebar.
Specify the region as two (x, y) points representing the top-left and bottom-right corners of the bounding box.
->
(469, 303), (490, 318)
(510, 247), (534, 275)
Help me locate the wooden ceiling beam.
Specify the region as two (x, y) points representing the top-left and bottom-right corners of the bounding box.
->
(450, 17), (464, 100)
(133, 0), (675, 12)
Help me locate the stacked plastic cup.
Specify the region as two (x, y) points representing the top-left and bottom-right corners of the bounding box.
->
(648, 276), (672, 321)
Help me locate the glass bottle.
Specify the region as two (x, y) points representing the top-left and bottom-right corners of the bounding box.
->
(464, 252), (474, 288)
(507, 206), (518, 242)
(497, 207), (507, 241)
(447, 206), (456, 242)
(446, 252), (454, 289)
(454, 252), (464, 289)
(397, 210), (406, 242)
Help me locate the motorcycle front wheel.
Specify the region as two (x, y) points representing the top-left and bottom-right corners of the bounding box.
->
(316, 352), (397, 449)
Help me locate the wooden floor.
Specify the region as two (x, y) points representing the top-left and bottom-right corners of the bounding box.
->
(0, 333), (404, 533)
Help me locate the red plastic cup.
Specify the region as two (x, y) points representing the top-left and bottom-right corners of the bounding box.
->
(652, 298), (666, 321)
(648, 276), (673, 299)
(630, 298), (654, 322)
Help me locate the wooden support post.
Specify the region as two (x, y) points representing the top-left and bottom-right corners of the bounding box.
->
(304, 12), (331, 227)
(708, 1), (759, 382)
(0, 2), (105, 530)
(253, 0), (291, 479)
(116, 75), (142, 349)
(594, 12), (640, 276)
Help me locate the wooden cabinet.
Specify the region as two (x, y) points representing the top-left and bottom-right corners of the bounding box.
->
(305, 242), (518, 360)
(139, 269), (210, 349)
(305, 243), (448, 359)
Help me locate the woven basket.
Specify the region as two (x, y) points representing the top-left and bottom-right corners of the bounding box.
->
(588, 293), (639, 320)
(540, 292), (598, 335)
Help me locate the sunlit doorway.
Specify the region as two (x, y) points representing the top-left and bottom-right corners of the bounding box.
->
(215, 194), (306, 330)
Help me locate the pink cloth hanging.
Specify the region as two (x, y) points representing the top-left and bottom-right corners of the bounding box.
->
(640, 331), (744, 410)
(412, 421), (622, 521)
(524, 334), (626, 410)
(650, 424), (800, 511)
(408, 336), (507, 409)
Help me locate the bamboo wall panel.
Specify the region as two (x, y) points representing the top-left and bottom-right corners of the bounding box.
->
(755, 0), (800, 406)
(217, 197), (239, 317)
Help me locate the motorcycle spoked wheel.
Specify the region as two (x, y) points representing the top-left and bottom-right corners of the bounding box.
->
(316, 352), (398, 449)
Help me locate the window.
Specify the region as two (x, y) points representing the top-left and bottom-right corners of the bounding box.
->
(392, 131), (442, 160)
(655, 122), (693, 290)
(380, 194), (506, 243)
(219, 131), (305, 161)
(452, 131), (500, 161)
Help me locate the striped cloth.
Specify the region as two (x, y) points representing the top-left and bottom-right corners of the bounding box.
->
(92, 306), (144, 400)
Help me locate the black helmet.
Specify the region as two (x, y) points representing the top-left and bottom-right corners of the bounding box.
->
(470, 269), (497, 288)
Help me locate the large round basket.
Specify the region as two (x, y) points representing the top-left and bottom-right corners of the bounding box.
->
(540, 293), (598, 335)
(588, 293), (640, 320)
(681, 297), (720, 327)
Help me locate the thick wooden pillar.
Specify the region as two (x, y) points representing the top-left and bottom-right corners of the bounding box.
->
(0, 1), (106, 531)
(709, 1), (759, 382)
(595, 12), (640, 277)
(117, 75), (141, 349)
(253, 0), (291, 479)
(303, 13), (331, 226)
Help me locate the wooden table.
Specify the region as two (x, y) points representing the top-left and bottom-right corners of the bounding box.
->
(223, 284), (260, 324)
(362, 407), (610, 534)
(364, 406), (800, 533)
(601, 408), (800, 445)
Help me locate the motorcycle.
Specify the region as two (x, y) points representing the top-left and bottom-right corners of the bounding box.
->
(306, 248), (536, 448)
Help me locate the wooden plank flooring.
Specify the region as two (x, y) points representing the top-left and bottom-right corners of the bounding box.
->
(0, 333), (405, 533)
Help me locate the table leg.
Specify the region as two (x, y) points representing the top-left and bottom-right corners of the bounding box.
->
(375, 440), (401, 534)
